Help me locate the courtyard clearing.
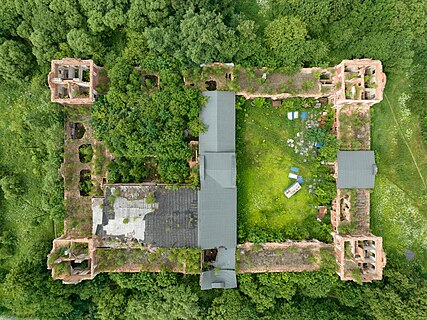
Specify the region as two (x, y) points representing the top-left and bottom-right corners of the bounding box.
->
(236, 97), (332, 242)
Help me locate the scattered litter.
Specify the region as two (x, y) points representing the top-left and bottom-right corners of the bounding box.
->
(284, 182), (301, 198)
(288, 173), (298, 180)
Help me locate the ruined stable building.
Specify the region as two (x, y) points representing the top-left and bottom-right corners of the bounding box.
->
(47, 58), (387, 287)
(48, 58), (99, 105)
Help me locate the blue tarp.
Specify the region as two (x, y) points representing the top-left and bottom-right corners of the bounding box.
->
(290, 167), (299, 172)
(301, 112), (307, 120)
(297, 176), (303, 184)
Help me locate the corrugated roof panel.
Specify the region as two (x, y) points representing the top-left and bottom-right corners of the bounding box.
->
(198, 169), (237, 248)
(337, 151), (376, 189)
(200, 91), (235, 153)
(200, 270), (237, 290)
(198, 91), (237, 289)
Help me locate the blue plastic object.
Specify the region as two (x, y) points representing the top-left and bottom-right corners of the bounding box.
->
(290, 167), (299, 173)
(301, 112), (307, 120)
(297, 176), (303, 184)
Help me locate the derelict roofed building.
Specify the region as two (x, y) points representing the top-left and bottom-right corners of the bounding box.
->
(92, 185), (198, 248)
(337, 151), (377, 189)
(198, 91), (237, 290)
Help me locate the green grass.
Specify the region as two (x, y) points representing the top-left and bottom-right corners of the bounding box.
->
(371, 75), (427, 270)
(237, 98), (328, 242)
(0, 80), (63, 268)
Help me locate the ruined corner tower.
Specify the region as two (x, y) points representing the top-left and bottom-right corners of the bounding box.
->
(48, 58), (99, 105)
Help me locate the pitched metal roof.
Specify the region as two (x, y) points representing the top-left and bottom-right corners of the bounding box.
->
(198, 91), (237, 250)
(337, 151), (377, 189)
(198, 91), (237, 290)
(214, 247), (236, 270)
(199, 91), (236, 153)
(200, 270), (237, 290)
(198, 159), (237, 249)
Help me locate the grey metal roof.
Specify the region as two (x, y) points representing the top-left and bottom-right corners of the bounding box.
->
(337, 151), (377, 189)
(214, 247), (236, 270)
(198, 158), (237, 248)
(202, 153), (236, 188)
(200, 270), (237, 290)
(198, 91), (237, 250)
(200, 91), (235, 153)
(198, 91), (237, 290)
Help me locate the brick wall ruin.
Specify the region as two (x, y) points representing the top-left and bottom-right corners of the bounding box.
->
(48, 58), (387, 284)
(48, 59), (99, 105)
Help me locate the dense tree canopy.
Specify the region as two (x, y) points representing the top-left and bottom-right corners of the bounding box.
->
(0, 40), (33, 82)
(91, 57), (205, 183)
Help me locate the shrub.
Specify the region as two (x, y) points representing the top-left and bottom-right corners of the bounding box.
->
(145, 193), (156, 204)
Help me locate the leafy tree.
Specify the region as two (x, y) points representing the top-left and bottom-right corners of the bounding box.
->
(0, 40), (33, 82)
(314, 177), (336, 206)
(0, 231), (16, 258)
(78, 0), (128, 32)
(0, 175), (24, 199)
(67, 29), (97, 57)
(49, 0), (86, 29)
(178, 9), (238, 64)
(264, 16), (327, 68)
(265, 16), (308, 50)
(0, 260), (76, 319)
(124, 285), (200, 320)
(207, 290), (256, 320)
(0, 0), (21, 38)
(92, 288), (127, 320)
(92, 63), (204, 183)
(234, 19), (265, 65)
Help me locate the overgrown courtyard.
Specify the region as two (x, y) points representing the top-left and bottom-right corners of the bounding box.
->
(236, 97), (335, 243)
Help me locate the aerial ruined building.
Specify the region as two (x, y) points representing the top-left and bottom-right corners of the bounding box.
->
(47, 58), (386, 288)
(48, 59), (99, 105)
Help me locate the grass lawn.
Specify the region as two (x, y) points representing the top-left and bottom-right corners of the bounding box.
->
(236, 97), (332, 242)
(371, 75), (427, 270)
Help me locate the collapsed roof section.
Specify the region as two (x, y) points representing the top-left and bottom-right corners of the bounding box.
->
(92, 184), (198, 248)
(48, 58), (99, 105)
(198, 91), (237, 290)
(337, 151), (377, 189)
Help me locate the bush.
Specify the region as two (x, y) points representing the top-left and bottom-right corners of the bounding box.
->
(145, 193), (156, 204)
(0, 175), (24, 199)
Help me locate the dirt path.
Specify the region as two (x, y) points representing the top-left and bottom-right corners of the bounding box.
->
(384, 93), (427, 189)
